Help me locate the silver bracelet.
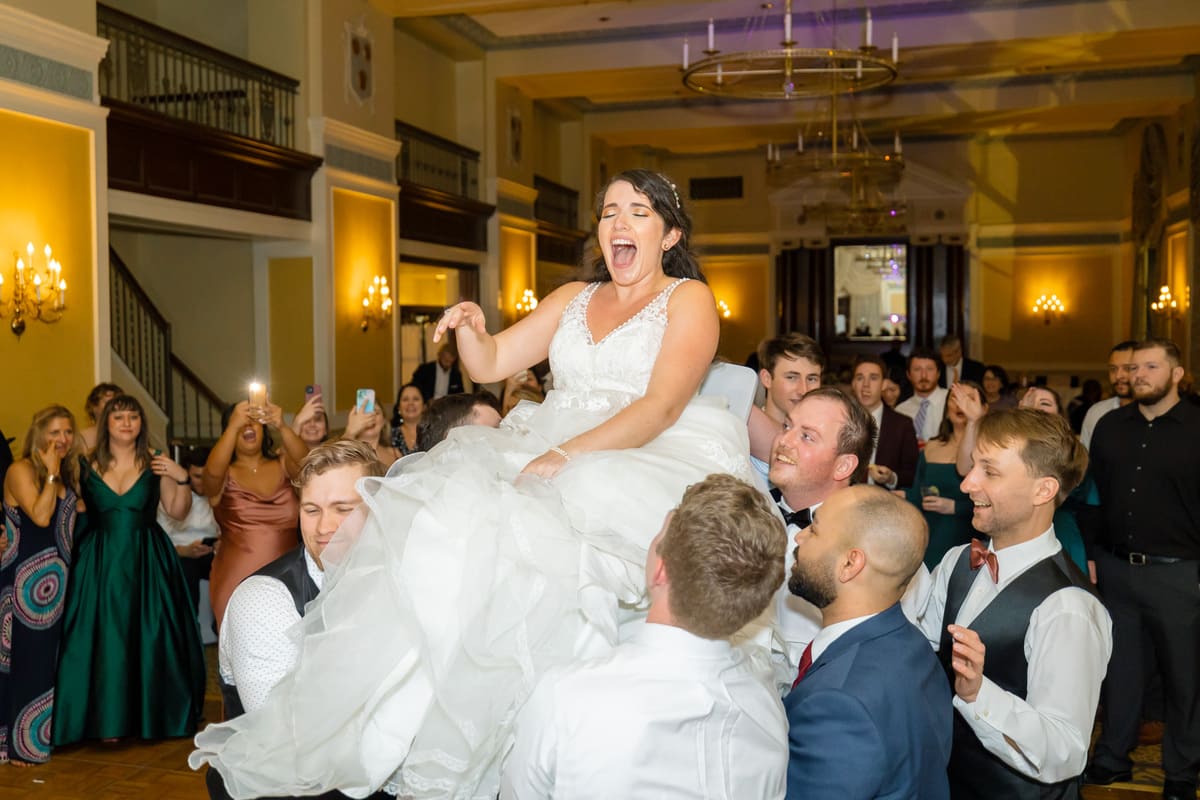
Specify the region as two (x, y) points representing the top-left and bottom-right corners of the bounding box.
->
(550, 446), (571, 461)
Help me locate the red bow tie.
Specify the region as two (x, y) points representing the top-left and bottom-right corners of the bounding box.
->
(969, 538), (999, 583)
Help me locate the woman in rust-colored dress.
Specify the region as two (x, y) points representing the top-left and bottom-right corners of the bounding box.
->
(203, 400), (307, 629)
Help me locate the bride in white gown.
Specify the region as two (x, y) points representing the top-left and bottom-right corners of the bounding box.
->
(190, 170), (758, 799)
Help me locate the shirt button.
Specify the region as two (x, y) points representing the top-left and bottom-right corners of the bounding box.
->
(1131, 488), (1136, 493)
(1137, 466), (1142, 471)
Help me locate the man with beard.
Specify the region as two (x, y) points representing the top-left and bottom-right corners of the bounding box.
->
(895, 348), (948, 443)
(1085, 338), (1200, 799)
(767, 387), (876, 664)
(1079, 340), (1137, 450)
(783, 485), (951, 800)
(914, 408), (1111, 798)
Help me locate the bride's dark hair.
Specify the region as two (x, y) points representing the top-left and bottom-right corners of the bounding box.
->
(582, 169), (706, 283)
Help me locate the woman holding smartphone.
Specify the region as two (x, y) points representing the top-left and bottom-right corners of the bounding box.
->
(204, 396), (307, 629)
(53, 395), (206, 746)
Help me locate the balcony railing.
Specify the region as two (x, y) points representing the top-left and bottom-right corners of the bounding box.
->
(98, 3), (298, 149)
(395, 120), (480, 199)
(534, 175), (581, 229)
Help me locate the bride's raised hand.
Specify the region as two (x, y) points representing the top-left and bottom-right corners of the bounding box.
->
(434, 302), (487, 343)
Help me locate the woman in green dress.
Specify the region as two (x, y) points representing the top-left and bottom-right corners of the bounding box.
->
(904, 382), (985, 568)
(53, 395), (205, 744)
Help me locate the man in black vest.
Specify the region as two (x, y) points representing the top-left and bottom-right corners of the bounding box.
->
(910, 408), (1112, 798)
(208, 440), (386, 800)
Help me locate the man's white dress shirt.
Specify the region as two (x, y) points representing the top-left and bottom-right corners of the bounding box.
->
(434, 364), (451, 398)
(1079, 395), (1122, 450)
(501, 622), (788, 800)
(895, 386), (948, 442)
(908, 527), (1112, 783)
(157, 490), (218, 548)
(809, 612), (879, 662)
(218, 549), (324, 712)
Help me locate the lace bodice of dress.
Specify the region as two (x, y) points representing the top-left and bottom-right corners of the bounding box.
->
(548, 279), (687, 400)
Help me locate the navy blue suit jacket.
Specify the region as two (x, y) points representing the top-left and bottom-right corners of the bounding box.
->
(784, 603), (952, 800)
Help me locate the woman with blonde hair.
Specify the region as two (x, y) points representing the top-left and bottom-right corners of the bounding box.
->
(0, 406), (84, 764)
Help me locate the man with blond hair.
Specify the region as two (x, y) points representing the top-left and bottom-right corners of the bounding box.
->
(502, 474), (789, 800)
(912, 408), (1111, 798)
(217, 440), (385, 717)
(785, 485), (950, 799)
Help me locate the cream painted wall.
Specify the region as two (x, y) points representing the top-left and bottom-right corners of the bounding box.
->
(247, 0), (310, 149)
(495, 82), (535, 187)
(662, 152), (771, 235)
(2, 0), (94, 32)
(103, 0), (249, 58)
(108, 229), (256, 405)
(455, 61), (485, 153)
(318, 0), (395, 140)
(393, 28), (457, 140)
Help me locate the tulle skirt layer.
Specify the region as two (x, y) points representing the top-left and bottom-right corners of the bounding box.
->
(191, 389), (753, 799)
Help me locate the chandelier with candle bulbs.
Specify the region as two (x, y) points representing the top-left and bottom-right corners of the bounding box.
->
(681, 0), (898, 101)
(1, 242), (68, 337)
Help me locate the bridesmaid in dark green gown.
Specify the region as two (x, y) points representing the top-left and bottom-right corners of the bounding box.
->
(53, 395), (205, 744)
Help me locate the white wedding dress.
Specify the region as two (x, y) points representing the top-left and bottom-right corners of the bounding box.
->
(190, 279), (756, 799)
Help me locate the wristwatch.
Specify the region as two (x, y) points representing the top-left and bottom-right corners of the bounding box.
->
(46, 474), (58, 484)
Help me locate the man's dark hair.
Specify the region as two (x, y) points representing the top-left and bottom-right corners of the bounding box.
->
(1111, 340), (1138, 354)
(907, 346), (939, 369)
(852, 354), (887, 375)
(182, 446), (211, 470)
(1134, 337), (1182, 368)
(416, 390), (500, 452)
(758, 333), (826, 374)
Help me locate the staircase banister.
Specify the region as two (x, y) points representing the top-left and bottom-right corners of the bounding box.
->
(109, 246), (171, 332)
(170, 354), (226, 413)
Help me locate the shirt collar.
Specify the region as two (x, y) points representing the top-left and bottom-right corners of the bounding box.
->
(304, 548), (324, 591)
(988, 526), (1061, 588)
(631, 622), (733, 659)
(812, 611), (880, 662)
(870, 404), (884, 427)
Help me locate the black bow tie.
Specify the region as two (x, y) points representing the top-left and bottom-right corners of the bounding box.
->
(784, 507), (812, 528)
(771, 488), (812, 528)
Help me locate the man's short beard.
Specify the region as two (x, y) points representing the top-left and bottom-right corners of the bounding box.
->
(788, 552), (837, 608)
(1113, 381), (1131, 398)
(1135, 382), (1172, 406)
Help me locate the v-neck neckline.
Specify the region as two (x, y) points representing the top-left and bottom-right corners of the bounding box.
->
(582, 278), (683, 346)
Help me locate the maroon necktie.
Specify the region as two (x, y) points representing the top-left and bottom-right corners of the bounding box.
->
(969, 538), (999, 583)
(792, 642), (814, 689)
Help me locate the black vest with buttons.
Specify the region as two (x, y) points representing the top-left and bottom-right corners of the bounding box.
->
(937, 544), (1097, 800)
(218, 546), (319, 721)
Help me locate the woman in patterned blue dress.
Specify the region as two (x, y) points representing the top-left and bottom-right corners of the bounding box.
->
(0, 406), (83, 764)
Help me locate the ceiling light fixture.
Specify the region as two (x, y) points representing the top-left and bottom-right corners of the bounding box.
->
(681, 0), (898, 101)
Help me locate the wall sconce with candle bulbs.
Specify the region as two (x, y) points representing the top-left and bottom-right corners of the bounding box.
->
(0, 242), (67, 337)
(515, 289), (539, 316)
(1031, 293), (1065, 325)
(360, 275), (392, 332)
(1151, 284), (1182, 318)
(716, 299), (732, 320)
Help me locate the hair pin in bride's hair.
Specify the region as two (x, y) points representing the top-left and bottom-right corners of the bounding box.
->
(658, 173), (681, 210)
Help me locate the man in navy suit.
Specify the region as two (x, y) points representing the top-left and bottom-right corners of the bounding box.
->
(784, 484), (952, 800)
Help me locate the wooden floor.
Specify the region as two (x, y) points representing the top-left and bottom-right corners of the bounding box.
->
(0, 644), (1185, 799)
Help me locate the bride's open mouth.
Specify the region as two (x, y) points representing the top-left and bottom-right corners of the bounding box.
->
(611, 238), (637, 268)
